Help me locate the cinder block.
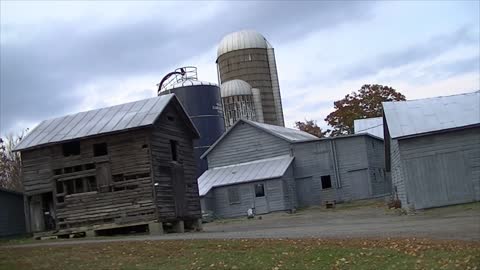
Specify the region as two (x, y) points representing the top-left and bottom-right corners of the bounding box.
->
(148, 222), (164, 235)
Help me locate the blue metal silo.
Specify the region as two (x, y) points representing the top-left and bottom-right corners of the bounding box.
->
(158, 67), (225, 178)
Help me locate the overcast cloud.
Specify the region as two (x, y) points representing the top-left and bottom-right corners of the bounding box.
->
(1, 1), (479, 135)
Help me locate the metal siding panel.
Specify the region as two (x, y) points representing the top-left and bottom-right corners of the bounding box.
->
(383, 91), (480, 139)
(198, 155), (293, 196)
(14, 94), (176, 151)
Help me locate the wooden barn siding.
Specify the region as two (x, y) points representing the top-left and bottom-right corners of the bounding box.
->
(398, 127), (480, 209)
(212, 178), (288, 218)
(0, 191), (26, 237)
(390, 139), (408, 207)
(292, 141), (338, 206)
(365, 137), (391, 196)
(207, 122), (291, 168)
(281, 165), (297, 210)
(53, 130), (156, 228)
(150, 103), (201, 221)
(22, 148), (53, 196)
(333, 136), (371, 201)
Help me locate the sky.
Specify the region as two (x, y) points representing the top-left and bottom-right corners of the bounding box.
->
(1, 1), (479, 136)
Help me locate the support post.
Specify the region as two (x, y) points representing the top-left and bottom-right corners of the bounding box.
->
(148, 222), (164, 235)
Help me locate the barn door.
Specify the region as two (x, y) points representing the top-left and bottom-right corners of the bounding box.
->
(96, 162), (111, 192)
(348, 169), (371, 200)
(172, 165), (186, 218)
(253, 182), (269, 214)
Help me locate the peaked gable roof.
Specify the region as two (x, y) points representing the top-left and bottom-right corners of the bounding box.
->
(200, 119), (318, 159)
(14, 94), (199, 151)
(383, 91), (480, 139)
(198, 155), (294, 196)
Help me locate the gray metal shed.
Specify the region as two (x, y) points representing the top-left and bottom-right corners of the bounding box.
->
(0, 188), (26, 237)
(199, 119), (388, 218)
(383, 91), (480, 210)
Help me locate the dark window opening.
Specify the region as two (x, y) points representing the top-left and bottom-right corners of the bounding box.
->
(170, 140), (178, 161)
(57, 196), (65, 203)
(142, 144), (148, 149)
(86, 176), (97, 191)
(74, 165), (82, 172)
(167, 115), (175, 122)
(62, 141), (80, 157)
(228, 187), (240, 204)
(75, 178), (84, 193)
(57, 176), (97, 199)
(65, 181), (74, 195)
(56, 181), (64, 194)
(321, 175), (332, 189)
(85, 163), (95, 170)
(126, 185), (138, 190)
(54, 169), (62, 175)
(64, 166), (73, 174)
(113, 174), (124, 182)
(93, 143), (108, 157)
(255, 184), (265, 197)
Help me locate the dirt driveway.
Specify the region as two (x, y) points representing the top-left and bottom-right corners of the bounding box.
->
(4, 200), (479, 248)
(203, 200), (480, 241)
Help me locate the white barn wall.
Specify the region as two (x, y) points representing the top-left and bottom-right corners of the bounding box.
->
(398, 127), (480, 209)
(206, 122), (290, 168)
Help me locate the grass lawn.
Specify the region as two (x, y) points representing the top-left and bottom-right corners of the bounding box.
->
(1, 238), (479, 270)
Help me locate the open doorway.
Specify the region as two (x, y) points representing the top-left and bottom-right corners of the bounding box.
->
(29, 192), (55, 232)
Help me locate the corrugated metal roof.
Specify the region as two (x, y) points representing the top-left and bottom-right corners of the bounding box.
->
(200, 119), (318, 159)
(383, 91), (480, 139)
(198, 155), (293, 196)
(217, 30), (271, 58)
(354, 117), (384, 139)
(14, 94), (188, 151)
(220, 79), (252, 97)
(245, 120), (319, 142)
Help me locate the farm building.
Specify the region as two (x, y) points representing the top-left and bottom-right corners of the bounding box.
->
(13, 94), (202, 236)
(354, 117), (384, 139)
(199, 119), (389, 218)
(383, 91), (480, 210)
(0, 188), (26, 237)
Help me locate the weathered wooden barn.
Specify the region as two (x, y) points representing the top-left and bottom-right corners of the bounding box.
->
(199, 119), (389, 218)
(383, 91), (480, 210)
(0, 188), (26, 237)
(13, 94), (202, 236)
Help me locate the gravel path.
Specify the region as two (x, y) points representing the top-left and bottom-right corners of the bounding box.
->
(5, 202), (479, 248)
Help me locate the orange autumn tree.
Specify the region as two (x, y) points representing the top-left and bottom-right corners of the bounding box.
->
(325, 84), (406, 136)
(294, 119), (327, 138)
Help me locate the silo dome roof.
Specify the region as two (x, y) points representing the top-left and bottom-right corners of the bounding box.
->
(220, 79), (252, 97)
(217, 30), (271, 58)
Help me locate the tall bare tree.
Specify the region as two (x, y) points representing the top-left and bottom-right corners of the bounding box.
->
(0, 129), (28, 192)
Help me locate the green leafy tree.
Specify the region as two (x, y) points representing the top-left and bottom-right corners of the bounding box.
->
(294, 119), (327, 138)
(325, 84), (406, 136)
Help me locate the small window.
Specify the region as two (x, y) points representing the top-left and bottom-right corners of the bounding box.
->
(228, 187), (240, 204)
(254, 184), (265, 197)
(74, 178), (84, 193)
(321, 175), (332, 189)
(93, 143), (108, 156)
(56, 181), (64, 194)
(167, 115), (175, 122)
(170, 140), (178, 161)
(62, 141), (80, 157)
